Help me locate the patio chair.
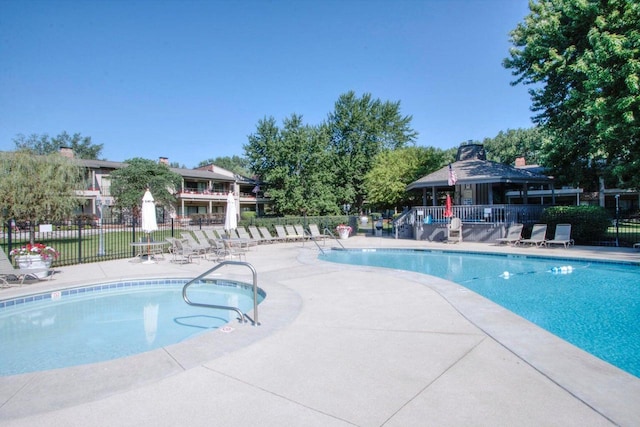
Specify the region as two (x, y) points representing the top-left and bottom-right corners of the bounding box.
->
(544, 224), (574, 248)
(518, 224), (547, 247)
(193, 230), (225, 259)
(495, 223), (523, 246)
(294, 225), (309, 241)
(308, 224), (330, 244)
(285, 225), (305, 241)
(0, 247), (52, 285)
(259, 226), (284, 243)
(236, 227), (259, 246)
(169, 238), (200, 264)
(274, 225), (291, 241)
(248, 226), (270, 244)
(222, 239), (247, 261)
(181, 232), (211, 256)
(447, 218), (463, 243)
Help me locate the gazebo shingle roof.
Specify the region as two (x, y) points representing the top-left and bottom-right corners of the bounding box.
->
(407, 159), (552, 190)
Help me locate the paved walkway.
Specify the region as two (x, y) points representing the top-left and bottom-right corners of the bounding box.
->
(1, 237), (639, 426)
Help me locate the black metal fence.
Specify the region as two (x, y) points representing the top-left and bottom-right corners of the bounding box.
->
(0, 215), (353, 268)
(3, 210), (638, 269)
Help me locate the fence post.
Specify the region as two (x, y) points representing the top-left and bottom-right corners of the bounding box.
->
(77, 217), (83, 264)
(132, 218), (137, 257)
(6, 220), (13, 260)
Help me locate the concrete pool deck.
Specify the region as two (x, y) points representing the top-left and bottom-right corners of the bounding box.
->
(1, 236), (639, 426)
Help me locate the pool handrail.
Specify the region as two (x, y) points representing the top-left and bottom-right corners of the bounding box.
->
(182, 260), (260, 326)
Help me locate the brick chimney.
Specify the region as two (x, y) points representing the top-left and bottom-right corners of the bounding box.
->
(59, 146), (74, 158)
(515, 157), (526, 167)
(159, 157), (169, 165)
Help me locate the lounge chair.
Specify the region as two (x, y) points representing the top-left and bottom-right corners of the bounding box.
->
(518, 224), (547, 247)
(222, 239), (247, 261)
(169, 238), (200, 264)
(308, 224), (330, 244)
(495, 223), (523, 246)
(259, 226), (284, 243)
(236, 227), (259, 246)
(181, 232), (211, 256)
(248, 226), (271, 244)
(294, 225), (309, 241)
(545, 224), (574, 248)
(285, 225), (305, 241)
(447, 218), (462, 243)
(0, 247), (52, 285)
(193, 230), (225, 259)
(274, 225), (291, 241)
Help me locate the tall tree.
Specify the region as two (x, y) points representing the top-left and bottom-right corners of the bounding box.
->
(365, 147), (448, 211)
(108, 158), (182, 219)
(327, 91), (418, 213)
(504, 0), (640, 189)
(0, 150), (84, 243)
(483, 127), (546, 166)
(197, 155), (251, 177)
(244, 115), (336, 215)
(12, 131), (104, 159)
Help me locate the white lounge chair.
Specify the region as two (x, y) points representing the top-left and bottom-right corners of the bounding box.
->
(274, 225), (291, 241)
(285, 225), (305, 241)
(258, 226), (284, 243)
(519, 224), (547, 247)
(496, 223), (523, 246)
(308, 224), (330, 244)
(545, 224), (574, 248)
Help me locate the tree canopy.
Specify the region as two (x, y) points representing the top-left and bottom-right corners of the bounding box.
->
(108, 158), (183, 218)
(504, 0), (640, 189)
(0, 150), (84, 243)
(197, 155), (251, 177)
(326, 91), (418, 213)
(12, 131), (104, 160)
(364, 146), (449, 210)
(482, 127), (547, 166)
(244, 115), (337, 215)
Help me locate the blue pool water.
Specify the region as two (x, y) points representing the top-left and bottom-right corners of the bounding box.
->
(0, 279), (264, 376)
(320, 249), (640, 378)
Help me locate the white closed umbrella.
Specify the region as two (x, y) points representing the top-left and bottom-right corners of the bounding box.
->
(141, 189), (158, 263)
(224, 191), (237, 237)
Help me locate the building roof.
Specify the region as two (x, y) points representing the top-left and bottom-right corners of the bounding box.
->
(76, 158), (236, 182)
(407, 143), (552, 190)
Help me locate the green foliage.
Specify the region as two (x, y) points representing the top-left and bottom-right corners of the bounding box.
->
(483, 127), (547, 166)
(0, 150), (84, 243)
(541, 205), (611, 244)
(241, 211), (256, 221)
(327, 92), (418, 213)
(197, 155), (251, 176)
(12, 131), (103, 159)
(364, 146), (448, 210)
(108, 158), (183, 217)
(245, 115), (337, 216)
(504, 0), (640, 190)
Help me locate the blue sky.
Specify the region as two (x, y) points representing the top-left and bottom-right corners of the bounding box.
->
(0, 0), (534, 168)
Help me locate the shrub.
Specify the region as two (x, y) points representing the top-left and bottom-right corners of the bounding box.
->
(241, 211), (256, 221)
(541, 205), (611, 244)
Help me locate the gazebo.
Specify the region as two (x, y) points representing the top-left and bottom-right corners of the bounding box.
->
(401, 143), (555, 242)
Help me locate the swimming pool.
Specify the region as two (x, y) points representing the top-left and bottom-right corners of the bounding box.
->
(0, 278), (265, 376)
(319, 249), (640, 378)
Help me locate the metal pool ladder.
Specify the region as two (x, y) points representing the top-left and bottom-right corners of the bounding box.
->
(182, 260), (260, 326)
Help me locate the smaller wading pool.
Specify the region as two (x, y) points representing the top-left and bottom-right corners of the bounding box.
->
(0, 278), (265, 376)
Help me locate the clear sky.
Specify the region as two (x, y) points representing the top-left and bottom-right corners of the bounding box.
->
(0, 0), (534, 168)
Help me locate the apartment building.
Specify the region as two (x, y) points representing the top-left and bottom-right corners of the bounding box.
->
(68, 149), (265, 223)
